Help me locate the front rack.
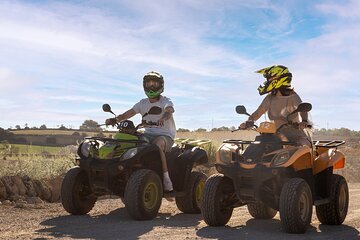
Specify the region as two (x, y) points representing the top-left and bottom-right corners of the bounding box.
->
(85, 136), (148, 144)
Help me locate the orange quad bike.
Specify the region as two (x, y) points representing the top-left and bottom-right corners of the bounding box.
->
(201, 103), (349, 233)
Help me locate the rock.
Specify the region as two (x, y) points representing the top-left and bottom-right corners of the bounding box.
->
(11, 176), (27, 196)
(22, 176), (37, 197)
(33, 180), (44, 199)
(2, 176), (19, 196)
(47, 175), (63, 202)
(0, 179), (7, 200)
(26, 197), (44, 204)
(2, 200), (12, 205)
(8, 194), (25, 202)
(15, 199), (27, 208)
(39, 182), (52, 202)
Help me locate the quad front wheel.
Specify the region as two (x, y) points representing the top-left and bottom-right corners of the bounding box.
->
(124, 169), (163, 220)
(280, 178), (312, 233)
(201, 174), (235, 226)
(175, 171), (207, 213)
(61, 167), (97, 215)
(316, 174), (349, 225)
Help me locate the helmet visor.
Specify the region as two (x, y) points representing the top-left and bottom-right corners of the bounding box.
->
(144, 80), (161, 89)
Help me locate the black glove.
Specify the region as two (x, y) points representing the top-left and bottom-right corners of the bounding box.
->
(105, 118), (117, 126)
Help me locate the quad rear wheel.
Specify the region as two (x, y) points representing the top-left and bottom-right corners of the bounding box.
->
(61, 167), (96, 215)
(279, 178), (312, 233)
(175, 171), (207, 213)
(124, 169), (162, 220)
(316, 174), (349, 225)
(201, 174), (235, 226)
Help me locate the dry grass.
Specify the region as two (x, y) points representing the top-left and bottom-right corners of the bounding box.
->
(0, 144), (76, 179)
(1, 130), (359, 182)
(177, 130), (257, 147)
(0, 155), (74, 180)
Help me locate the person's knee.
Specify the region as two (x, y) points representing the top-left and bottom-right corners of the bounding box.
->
(154, 138), (166, 151)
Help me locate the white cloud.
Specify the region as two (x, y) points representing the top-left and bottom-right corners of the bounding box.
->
(0, 0), (359, 130)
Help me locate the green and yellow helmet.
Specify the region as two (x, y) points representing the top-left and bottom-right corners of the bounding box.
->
(256, 65), (292, 95)
(143, 71), (164, 99)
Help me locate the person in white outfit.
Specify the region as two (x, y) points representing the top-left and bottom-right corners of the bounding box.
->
(106, 71), (176, 192)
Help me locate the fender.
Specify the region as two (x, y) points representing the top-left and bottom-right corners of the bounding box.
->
(281, 146), (313, 171)
(182, 147), (208, 165)
(313, 148), (346, 175)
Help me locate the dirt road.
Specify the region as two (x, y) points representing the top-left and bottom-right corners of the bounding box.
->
(1, 183), (360, 240)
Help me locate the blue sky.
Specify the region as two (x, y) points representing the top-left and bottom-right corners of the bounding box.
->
(0, 0), (359, 131)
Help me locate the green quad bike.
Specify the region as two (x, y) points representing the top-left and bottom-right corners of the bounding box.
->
(201, 103), (349, 233)
(61, 104), (209, 220)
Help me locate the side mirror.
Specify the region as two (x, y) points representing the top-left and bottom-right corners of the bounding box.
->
(148, 106), (162, 115)
(296, 102), (312, 113)
(235, 105), (250, 116)
(102, 104), (116, 116)
(102, 104), (112, 112)
(287, 102), (312, 121)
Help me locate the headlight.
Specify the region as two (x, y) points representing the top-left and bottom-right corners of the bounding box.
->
(80, 140), (91, 157)
(271, 151), (290, 167)
(121, 148), (139, 160)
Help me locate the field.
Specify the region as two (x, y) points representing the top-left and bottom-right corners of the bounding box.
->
(1, 130), (360, 239)
(1, 130), (360, 181)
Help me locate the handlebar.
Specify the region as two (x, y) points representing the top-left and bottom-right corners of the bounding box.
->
(232, 120), (258, 132)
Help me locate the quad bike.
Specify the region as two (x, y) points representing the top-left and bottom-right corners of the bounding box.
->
(61, 104), (209, 220)
(201, 103), (349, 233)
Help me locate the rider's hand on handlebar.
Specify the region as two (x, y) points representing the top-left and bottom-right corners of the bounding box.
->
(105, 118), (117, 126)
(239, 120), (254, 130)
(239, 122), (246, 130)
(299, 121), (311, 129)
(157, 119), (165, 127)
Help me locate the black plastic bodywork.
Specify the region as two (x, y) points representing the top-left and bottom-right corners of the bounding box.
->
(77, 138), (208, 198)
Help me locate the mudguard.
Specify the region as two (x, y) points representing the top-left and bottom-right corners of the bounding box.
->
(281, 146), (313, 171)
(313, 148), (345, 175)
(190, 147), (208, 165)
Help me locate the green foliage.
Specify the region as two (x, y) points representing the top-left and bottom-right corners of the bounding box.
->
(0, 128), (14, 141)
(177, 128), (190, 132)
(194, 128), (207, 132)
(59, 124), (67, 130)
(211, 126), (230, 131)
(314, 128), (360, 137)
(80, 120), (102, 132)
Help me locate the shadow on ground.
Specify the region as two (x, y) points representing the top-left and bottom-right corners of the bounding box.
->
(196, 218), (360, 240)
(37, 206), (202, 239)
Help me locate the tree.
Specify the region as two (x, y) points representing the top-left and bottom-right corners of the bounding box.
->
(194, 128), (207, 132)
(15, 125), (21, 130)
(211, 126), (230, 131)
(39, 124), (47, 130)
(59, 124), (67, 130)
(80, 120), (102, 132)
(0, 128), (14, 141)
(177, 128), (190, 132)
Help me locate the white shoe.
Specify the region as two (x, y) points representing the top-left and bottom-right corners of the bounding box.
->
(163, 175), (173, 192)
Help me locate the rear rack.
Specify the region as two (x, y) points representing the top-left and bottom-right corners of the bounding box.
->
(223, 139), (297, 147)
(312, 140), (345, 148)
